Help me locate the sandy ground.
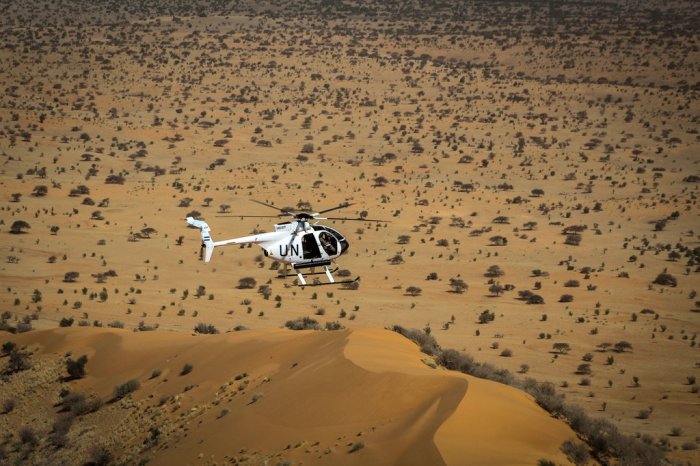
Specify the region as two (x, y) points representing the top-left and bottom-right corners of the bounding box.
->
(1, 327), (576, 465)
(0, 0), (698, 463)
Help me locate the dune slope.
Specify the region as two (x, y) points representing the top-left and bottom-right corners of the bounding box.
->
(0, 327), (577, 465)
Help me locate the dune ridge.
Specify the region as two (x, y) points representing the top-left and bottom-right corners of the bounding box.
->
(1, 0), (698, 460)
(1, 327), (576, 465)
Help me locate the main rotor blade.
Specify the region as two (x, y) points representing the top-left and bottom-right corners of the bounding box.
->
(316, 202), (354, 215)
(251, 199), (293, 213)
(215, 214), (289, 219)
(324, 216), (390, 223)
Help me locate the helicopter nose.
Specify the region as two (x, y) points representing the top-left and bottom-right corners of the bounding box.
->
(341, 239), (349, 254)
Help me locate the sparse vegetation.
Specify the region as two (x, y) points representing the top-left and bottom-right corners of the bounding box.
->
(561, 440), (590, 466)
(65, 355), (88, 379)
(3, 348), (31, 374)
(393, 327), (665, 465)
(478, 310), (496, 324)
(405, 286), (422, 296)
(3, 399), (16, 414)
(653, 273), (677, 287)
(9, 220), (30, 234)
(63, 272), (80, 283)
(113, 379), (140, 400)
(285, 317), (321, 330)
(0, 1), (695, 462)
(449, 278), (468, 294)
(238, 277), (257, 289)
(88, 445), (113, 466)
(194, 323), (219, 334)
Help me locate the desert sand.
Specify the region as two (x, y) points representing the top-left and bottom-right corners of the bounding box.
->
(1, 0), (698, 464)
(1, 327), (576, 465)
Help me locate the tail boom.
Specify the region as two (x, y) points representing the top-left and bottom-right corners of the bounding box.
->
(186, 217), (288, 263)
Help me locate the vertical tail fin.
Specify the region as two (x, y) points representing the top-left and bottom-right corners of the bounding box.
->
(186, 217), (215, 263)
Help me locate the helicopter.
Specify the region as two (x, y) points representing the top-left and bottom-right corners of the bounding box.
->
(186, 200), (388, 287)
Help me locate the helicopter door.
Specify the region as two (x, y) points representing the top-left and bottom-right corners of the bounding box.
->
(318, 231), (338, 256)
(301, 233), (321, 259)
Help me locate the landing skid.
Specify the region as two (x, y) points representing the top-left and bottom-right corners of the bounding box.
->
(276, 267), (338, 279)
(294, 277), (360, 288)
(282, 263), (356, 288)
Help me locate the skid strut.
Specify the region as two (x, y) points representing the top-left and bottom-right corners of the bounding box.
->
(296, 265), (335, 286)
(290, 262), (358, 287)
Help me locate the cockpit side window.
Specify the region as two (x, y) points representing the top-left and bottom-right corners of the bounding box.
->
(302, 233), (321, 259)
(318, 231), (338, 255)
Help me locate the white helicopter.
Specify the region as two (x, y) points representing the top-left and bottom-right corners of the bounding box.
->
(186, 200), (387, 287)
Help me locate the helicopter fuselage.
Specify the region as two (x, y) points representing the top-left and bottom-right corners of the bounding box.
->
(186, 208), (363, 286)
(265, 223), (349, 265)
(207, 221), (349, 266)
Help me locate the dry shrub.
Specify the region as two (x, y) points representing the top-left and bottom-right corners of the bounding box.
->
(285, 317), (321, 330)
(523, 379), (565, 416)
(18, 426), (38, 446)
(2, 399), (15, 413)
(392, 326), (665, 465)
(390, 325), (439, 355)
(49, 413), (75, 448)
(561, 440), (590, 465)
(113, 379), (140, 400)
(65, 355), (88, 379)
(4, 349), (31, 374)
(194, 323), (219, 334)
(89, 445), (113, 466)
(62, 392), (102, 416)
(436, 349), (474, 371)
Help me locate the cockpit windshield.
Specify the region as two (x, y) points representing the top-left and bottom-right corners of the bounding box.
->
(325, 227), (345, 242)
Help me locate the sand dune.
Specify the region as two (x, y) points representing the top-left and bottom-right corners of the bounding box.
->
(1, 0), (698, 463)
(2, 327), (576, 465)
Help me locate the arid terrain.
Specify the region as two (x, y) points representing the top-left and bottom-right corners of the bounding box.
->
(1, 0), (698, 464)
(1, 327), (579, 465)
